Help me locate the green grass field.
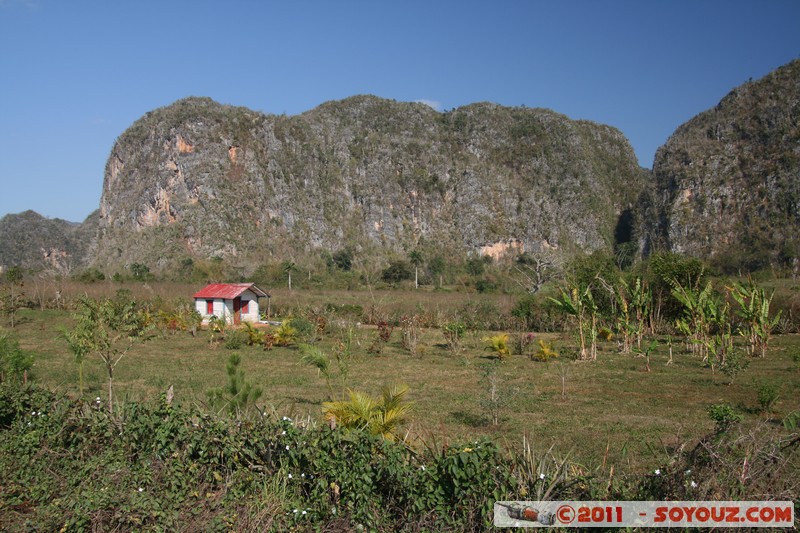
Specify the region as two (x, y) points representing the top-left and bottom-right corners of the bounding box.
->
(11, 284), (800, 476)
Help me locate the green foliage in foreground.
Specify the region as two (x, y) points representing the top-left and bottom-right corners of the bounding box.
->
(1, 383), (798, 531)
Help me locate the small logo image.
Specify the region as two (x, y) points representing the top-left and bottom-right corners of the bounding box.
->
(495, 502), (555, 526)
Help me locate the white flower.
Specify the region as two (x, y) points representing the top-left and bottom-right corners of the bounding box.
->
(138, 487), (144, 492)
(302, 510), (307, 515)
(539, 473), (546, 480)
(685, 469), (692, 475)
(285, 445), (290, 450)
(288, 473), (293, 479)
(655, 469), (661, 475)
(420, 465), (426, 471)
(281, 430), (286, 435)
(293, 509), (298, 514)
(690, 481), (698, 488)
(301, 473), (305, 478)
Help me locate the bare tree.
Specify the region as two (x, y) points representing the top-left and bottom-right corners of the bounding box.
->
(513, 252), (561, 294)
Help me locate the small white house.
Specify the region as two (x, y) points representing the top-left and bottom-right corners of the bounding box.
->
(193, 283), (268, 325)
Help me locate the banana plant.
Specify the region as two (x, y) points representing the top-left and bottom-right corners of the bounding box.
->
(728, 279), (781, 358)
(615, 277), (652, 353)
(668, 278), (717, 362)
(549, 284), (598, 360)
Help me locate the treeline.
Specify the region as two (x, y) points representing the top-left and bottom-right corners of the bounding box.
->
(2, 250), (799, 337)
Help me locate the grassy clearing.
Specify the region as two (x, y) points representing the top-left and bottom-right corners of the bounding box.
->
(11, 291), (800, 475)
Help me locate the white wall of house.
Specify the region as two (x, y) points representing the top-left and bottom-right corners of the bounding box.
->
(195, 290), (261, 325)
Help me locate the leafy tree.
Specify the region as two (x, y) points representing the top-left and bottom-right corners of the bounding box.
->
(428, 255), (446, 288)
(65, 291), (152, 412)
(644, 252), (707, 323)
(330, 248), (353, 271)
(129, 263), (152, 281)
(566, 251), (619, 315)
(465, 257), (485, 276)
(381, 260), (413, 284)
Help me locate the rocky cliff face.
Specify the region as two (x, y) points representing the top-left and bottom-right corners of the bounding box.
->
(0, 210), (98, 272)
(94, 95), (647, 270)
(650, 59), (800, 271)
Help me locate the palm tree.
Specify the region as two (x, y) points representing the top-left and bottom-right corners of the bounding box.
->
(282, 260), (298, 291)
(408, 250), (423, 289)
(322, 384), (411, 441)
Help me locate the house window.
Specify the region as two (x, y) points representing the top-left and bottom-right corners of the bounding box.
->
(206, 300), (214, 315)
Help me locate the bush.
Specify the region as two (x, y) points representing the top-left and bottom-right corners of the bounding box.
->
(442, 321), (466, 354)
(511, 293), (565, 332)
(74, 268), (105, 283)
(0, 331), (33, 383)
(381, 260), (413, 284)
(707, 403), (742, 433)
(484, 334), (510, 361)
(756, 382), (780, 413)
(224, 329), (246, 350)
(289, 316), (317, 343)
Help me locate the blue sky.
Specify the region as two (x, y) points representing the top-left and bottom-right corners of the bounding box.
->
(1, 0), (798, 222)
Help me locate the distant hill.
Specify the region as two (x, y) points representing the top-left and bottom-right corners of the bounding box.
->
(92, 95), (647, 271)
(5, 58), (799, 276)
(649, 59), (800, 272)
(0, 210), (98, 272)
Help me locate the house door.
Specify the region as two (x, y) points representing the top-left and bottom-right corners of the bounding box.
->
(233, 297), (242, 325)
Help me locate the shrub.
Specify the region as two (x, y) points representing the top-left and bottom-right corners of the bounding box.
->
(241, 322), (264, 346)
(273, 322), (297, 347)
(368, 321), (393, 354)
(511, 331), (535, 356)
(442, 321), (466, 354)
(0, 330), (33, 383)
(400, 314), (421, 356)
(756, 382), (780, 413)
(381, 260), (413, 284)
(287, 316), (317, 344)
(484, 334), (510, 361)
(224, 329), (246, 350)
(532, 339), (559, 362)
(511, 293), (565, 332)
(707, 403), (742, 433)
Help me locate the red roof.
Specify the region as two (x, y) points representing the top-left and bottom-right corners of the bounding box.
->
(193, 283), (268, 300)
